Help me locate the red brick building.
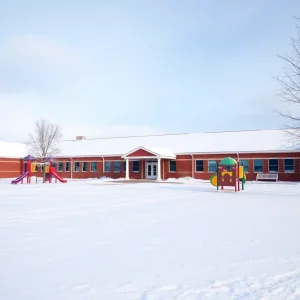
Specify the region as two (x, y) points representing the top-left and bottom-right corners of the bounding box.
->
(0, 141), (26, 179)
(1, 129), (300, 181)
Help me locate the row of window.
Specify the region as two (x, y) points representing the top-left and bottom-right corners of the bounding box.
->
(193, 158), (295, 173)
(53, 158), (296, 173)
(55, 161), (139, 173)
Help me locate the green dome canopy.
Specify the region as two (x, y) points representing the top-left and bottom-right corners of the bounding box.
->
(219, 157), (237, 166)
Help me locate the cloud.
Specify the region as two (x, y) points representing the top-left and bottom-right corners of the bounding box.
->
(0, 92), (42, 142)
(0, 34), (85, 94)
(0, 91), (162, 143)
(4, 34), (73, 68)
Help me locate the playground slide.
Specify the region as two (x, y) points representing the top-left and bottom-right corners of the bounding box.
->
(11, 171), (29, 184)
(52, 172), (67, 183)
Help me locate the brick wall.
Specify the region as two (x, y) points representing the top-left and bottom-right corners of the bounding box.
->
(2, 151), (300, 182)
(51, 153), (300, 182)
(0, 158), (22, 178)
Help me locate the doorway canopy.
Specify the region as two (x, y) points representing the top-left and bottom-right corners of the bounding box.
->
(121, 146), (176, 180)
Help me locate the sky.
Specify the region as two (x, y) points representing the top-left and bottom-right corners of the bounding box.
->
(0, 0), (300, 142)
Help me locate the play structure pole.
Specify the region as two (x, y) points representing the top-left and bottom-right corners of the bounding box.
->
(216, 163), (219, 191)
(237, 162), (240, 192)
(27, 160), (31, 184)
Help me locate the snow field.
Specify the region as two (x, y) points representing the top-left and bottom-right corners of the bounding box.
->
(0, 178), (300, 299)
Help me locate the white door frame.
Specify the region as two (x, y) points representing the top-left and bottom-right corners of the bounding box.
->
(146, 161), (158, 180)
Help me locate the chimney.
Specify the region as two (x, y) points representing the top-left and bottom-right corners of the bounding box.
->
(76, 136), (86, 140)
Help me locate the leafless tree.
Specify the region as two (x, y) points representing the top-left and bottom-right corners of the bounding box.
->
(27, 119), (63, 159)
(274, 16), (300, 142)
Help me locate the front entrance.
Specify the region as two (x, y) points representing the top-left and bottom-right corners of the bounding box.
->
(146, 161), (157, 179)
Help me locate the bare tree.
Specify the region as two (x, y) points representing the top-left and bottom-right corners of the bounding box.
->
(274, 16), (300, 142)
(27, 119), (63, 159)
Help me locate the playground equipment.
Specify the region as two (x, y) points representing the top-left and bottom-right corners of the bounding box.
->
(210, 157), (246, 192)
(11, 155), (67, 184)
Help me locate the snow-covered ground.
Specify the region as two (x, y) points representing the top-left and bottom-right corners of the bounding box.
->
(0, 178), (300, 300)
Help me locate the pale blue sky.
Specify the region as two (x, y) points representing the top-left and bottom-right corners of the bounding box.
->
(0, 0), (299, 142)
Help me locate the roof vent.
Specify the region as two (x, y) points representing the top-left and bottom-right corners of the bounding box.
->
(76, 136), (86, 140)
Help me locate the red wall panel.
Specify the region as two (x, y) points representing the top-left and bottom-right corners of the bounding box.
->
(127, 149), (155, 157)
(1, 152), (300, 181)
(0, 158), (22, 178)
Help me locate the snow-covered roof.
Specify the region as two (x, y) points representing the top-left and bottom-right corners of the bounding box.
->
(55, 129), (300, 157)
(0, 141), (27, 158)
(1, 129), (298, 159)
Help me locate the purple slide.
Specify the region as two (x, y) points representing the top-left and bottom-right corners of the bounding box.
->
(11, 171), (29, 184)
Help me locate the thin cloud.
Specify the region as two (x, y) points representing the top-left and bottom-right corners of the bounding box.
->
(5, 34), (73, 68)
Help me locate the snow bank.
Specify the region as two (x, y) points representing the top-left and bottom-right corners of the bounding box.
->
(0, 180), (300, 299)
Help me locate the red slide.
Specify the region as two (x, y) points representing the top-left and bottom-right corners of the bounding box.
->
(52, 172), (67, 183)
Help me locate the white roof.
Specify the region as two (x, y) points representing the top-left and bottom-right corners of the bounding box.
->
(0, 141), (27, 158)
(55, 129), (300, 157)
(1, 129), (298, 159)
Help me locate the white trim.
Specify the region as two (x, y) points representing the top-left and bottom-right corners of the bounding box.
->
(0, 156), (25, 159)
(267, 158), (279, 173)
(208, 159), (217, 173)
(176, 150), (300, 155)
(191, 154), (194, 178)
(168, 160), (176, 173)
(113, 161), (121, 173)
(125, 158), (129, 180)
(283, 158), (295, 173)
(122, 146), (158, 158)
(53, 150), (300, 159)
(122, 146), (176, 159)
(104, 161), (111, 172)
(56, 154), (123, 158)
(82, 162), (88, 172)
(157, 158), (161, 181)
(90, 161), (97, 172)
(123, 156), (158, 160)
(194, 159), (204, 173)
(57, 161), (64, 172)
(253, 159), (264, 173)
(132, 160), (140, 173)
(73, 161), (80, 172)
(146, 161), (158, 180)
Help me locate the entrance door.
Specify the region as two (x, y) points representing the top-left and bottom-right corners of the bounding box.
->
(146, 161), (158, 179)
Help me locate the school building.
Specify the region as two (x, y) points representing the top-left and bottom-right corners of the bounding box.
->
(1, 129), (300, 181)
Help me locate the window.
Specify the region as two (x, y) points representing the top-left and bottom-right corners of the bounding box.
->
(65, 162), (70, 172)
(34, 164), (39, 172)
(208, 160), (217, 172)
(169, 160), (176, 172)
(254, 159), (263, 173)
(104, 161), (111, 172)
(284, 159), (294, 172)
(240, 159), (249, 173)
(268, 159), (278, 172)
(74, 162), (80, 172)
(196, 160), (204, 172)
(57, 162), (64, 172)
(114, 161), (121, 172)
(123, 161), (126, 172)
(82, 162), (88, 172)
(132, 161), (139, 172)
(90, 162), (97, 172)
